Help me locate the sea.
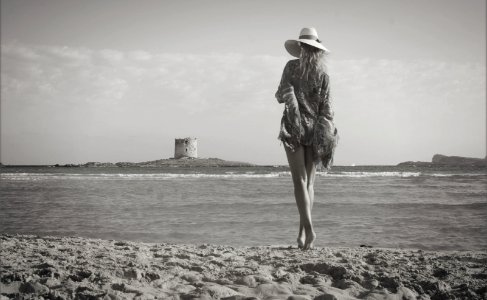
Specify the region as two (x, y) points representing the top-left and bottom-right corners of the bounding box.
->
(1, 165), (486, 251)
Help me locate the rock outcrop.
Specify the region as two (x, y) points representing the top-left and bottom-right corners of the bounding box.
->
(431, 154), (487, 166)
(53, 157), (256, 168)
(398, 154), (487, 167)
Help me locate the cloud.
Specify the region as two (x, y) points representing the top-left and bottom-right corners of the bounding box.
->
(0, 43), (287, 164)
(1, 43), (485, 165)
(1, 44), (286, 112)
(329, 58), (486, 163)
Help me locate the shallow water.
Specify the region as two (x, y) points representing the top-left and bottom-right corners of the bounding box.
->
(1, 165), (486, 250)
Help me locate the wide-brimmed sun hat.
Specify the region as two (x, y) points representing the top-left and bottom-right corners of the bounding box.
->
(285, 27), (330, 57)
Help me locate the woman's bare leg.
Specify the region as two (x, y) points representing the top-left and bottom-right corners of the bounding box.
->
(304, 146), (317, 249)
(295, 147), (316, 248)
(285, 145), (315, 250)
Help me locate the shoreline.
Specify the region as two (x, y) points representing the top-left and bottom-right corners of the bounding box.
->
(1, 234), (486, 299)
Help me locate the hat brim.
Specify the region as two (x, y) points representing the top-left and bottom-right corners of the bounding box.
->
(284, 39), (330, 58)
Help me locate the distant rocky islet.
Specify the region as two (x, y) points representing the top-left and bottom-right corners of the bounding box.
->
(397, 154), (487, 167)
(53, 157), (256, 168)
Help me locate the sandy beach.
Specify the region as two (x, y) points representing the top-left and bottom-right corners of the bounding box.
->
(1, 235), (486, 300)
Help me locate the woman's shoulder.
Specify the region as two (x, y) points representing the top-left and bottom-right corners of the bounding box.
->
(282, 59), (299, 77)
(285, 59), (300, 69)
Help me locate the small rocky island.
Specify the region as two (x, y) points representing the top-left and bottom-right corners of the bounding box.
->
(398, 154), (487, 167)
(68, 157), (256, 168)
(71, 138), (256, 167)
(2, 137), (256, 168)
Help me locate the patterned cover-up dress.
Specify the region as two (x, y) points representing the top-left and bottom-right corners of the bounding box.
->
(275, 59), (338, 169)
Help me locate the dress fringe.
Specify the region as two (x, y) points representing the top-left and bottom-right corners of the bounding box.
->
(312, 117), (338, 169)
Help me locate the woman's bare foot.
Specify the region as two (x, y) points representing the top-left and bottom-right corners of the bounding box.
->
(297, 224), (305, 248)
(297, 235), (305, 249)
(302, 229), (316, 250)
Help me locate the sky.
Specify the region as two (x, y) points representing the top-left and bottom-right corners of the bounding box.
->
(1, 0), (486, 166)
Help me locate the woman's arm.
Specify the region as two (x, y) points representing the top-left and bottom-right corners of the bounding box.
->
(318, 73), (334, 121)
(275, 61), (297, 105)
(314, 73), (338, 170)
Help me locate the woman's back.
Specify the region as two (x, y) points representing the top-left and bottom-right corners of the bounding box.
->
(276, 57), (334, 165)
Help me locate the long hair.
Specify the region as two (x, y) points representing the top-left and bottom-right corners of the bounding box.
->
(299, 43), (327, 80)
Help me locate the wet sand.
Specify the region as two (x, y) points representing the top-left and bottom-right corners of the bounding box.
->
(1, 234), (486, 299)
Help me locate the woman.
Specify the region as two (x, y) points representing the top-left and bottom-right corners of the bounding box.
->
(275, 27), (338, 250)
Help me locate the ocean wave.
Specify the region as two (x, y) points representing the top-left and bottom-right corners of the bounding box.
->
(321, 172), (486, 178)
(0, 172), (290, 180)
(317, 171), (422, 177)
(1, 171), (485, 180)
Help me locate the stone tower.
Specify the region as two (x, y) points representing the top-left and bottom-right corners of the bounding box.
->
(174, 137), (197, 159)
